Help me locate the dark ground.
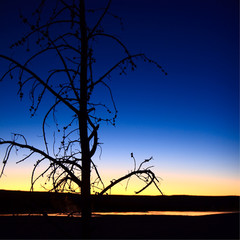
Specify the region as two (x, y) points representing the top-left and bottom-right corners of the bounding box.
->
(0, 190), (239, 239)
(0, 190), (239, 213)
(0, 213), (239, 239)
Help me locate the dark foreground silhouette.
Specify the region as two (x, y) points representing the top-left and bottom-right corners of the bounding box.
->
(0, 190), (239, 213)
(0, 190), (239, 238)
(0, 213), (239, 239)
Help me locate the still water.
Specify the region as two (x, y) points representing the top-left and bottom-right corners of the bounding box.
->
(93, 211), (238, 216)
(1, 211), (238, 217)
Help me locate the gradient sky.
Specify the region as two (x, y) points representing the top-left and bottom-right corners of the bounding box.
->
(0, 0), (239, 196)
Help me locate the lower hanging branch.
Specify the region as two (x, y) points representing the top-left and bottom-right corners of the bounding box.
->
(0, 138), (82, 190)
(99, 153), (163, 195)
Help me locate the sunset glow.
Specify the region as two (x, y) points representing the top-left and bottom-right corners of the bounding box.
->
(0, 165), (239, 196)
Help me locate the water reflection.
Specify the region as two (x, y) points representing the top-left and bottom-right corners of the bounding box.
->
(0, 211), (238, 217)
(93, 211), (238, 216)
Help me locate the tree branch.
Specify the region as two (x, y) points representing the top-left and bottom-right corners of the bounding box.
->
(0, 54), (78, 114)
(0, 140), (82, 188)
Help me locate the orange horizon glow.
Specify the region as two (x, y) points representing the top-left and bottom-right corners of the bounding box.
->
(0, 165), (239, 196)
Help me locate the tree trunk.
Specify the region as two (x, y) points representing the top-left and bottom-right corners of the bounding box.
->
(79, 0), (91, 238)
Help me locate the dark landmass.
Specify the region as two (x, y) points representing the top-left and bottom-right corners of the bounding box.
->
(0, 190), (239, 239)
(0, 189), (239, 213)
(0, 213), (239, 239)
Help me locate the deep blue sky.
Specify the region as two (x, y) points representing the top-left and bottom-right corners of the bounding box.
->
(0, 0), (239, 195)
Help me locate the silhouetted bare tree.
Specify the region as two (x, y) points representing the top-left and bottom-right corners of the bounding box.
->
(0, 0), (166, 236)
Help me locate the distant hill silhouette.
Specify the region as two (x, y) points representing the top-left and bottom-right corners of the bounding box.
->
(0, 190), (239, 214)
